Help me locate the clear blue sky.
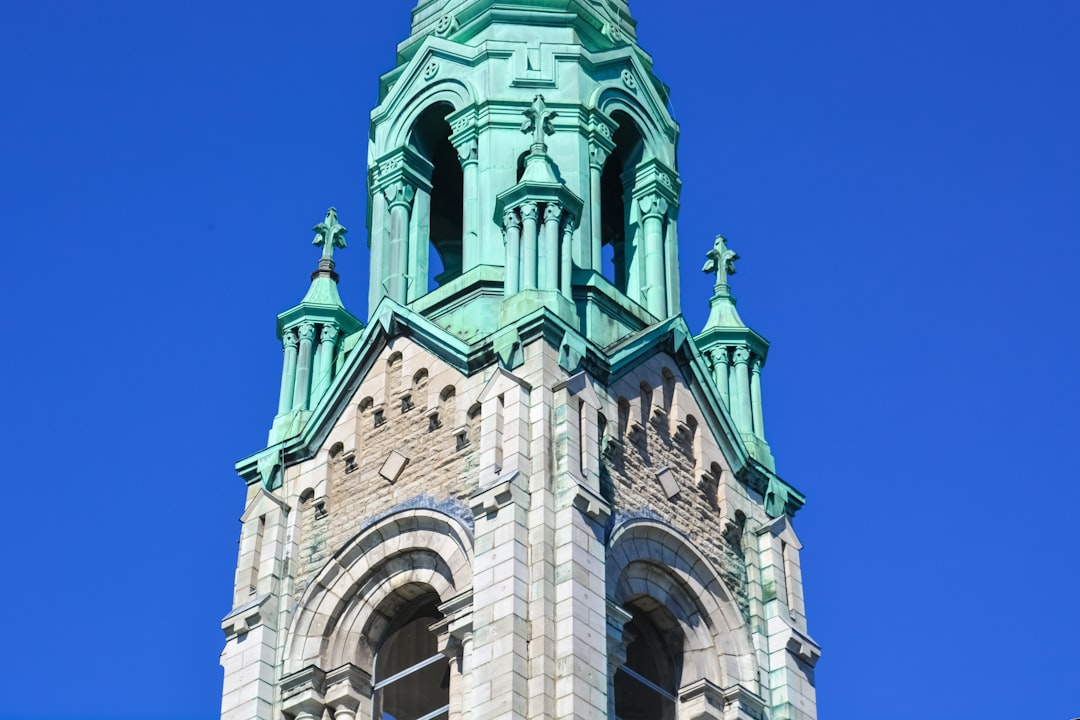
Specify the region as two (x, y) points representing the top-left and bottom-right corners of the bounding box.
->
(1, 2), (1077, 718)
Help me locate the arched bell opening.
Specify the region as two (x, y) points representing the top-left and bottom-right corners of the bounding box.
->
(614, 598), (683, 720)
(371, 588), (450, 720)
(600, 111), (644, 294)
(409, 103), (463, 292)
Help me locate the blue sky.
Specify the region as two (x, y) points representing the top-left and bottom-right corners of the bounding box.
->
(1, 1), (1077, 718)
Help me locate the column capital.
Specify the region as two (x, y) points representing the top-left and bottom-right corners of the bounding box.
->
(297, 322), (317, 343)
(323, 663), (373, 716)
(455, 138), (478, 166)
(280, 665), (326, 720)
(543, 202), (564, 224)
(637, 192), (670, 220)
(589, 142), (611, 170)
(320, 325), (340, 344)
(519, 201), (539, 222)
(502, 208), (521, 232)
(282, 329), (299, 350)
(383, 180), (416, 209)
(750, 354), (764, 373)
(732, 346), (751, 365)
(710, 346), (731, 366)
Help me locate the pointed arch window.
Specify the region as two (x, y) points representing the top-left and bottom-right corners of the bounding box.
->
(372, 594), (449, 720)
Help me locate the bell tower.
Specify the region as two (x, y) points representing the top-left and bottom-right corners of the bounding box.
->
(220, 3), (820, 720)
(365, 0), (682, 349)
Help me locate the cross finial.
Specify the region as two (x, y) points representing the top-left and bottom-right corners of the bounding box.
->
(521, 94), (558, 147)
(312, 207), (347, 262)
(703, 234), (739, 292)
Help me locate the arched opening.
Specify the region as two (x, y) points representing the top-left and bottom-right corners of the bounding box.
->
(600, 111), (644, 293)
(615, 600), (681, 720)
(410, 103), (463, 292)
(372, 591), (449, 720)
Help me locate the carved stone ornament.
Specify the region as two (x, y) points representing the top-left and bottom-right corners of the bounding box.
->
(455, 139), (478, 164)
(519, 202), (539, 222)
(637, 193), (668, 219)
(702, 234), (739, 286)
(298, 322), (317, 343)
(423, 60), (439, 81)
(543, 203), (563, 223)
(320, 325), (339, 344)
(377, 156), (403, 180)
(451, 115), (472, 134)
(282, 330), (299, 349)
(733, 346), (751, 365)
(312, 207), (347, 261)
(434, 14), (458, 37)
(521, 95), (558, 146)
(602, 22), (626, 47)
(502, 209), (521, 232)
(620, 68), (638, 91)
(589, 144), (610, 169)
(383, 181), (416, 208)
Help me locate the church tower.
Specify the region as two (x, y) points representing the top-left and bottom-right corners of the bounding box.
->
(220, 2), (820, 719)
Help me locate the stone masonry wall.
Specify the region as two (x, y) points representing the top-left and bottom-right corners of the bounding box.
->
(285, 337), (489, 605)
(601, 353), (770, 621)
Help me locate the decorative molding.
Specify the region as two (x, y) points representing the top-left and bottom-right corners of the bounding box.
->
(433, 13), (458, 37)
(221, 593), (272, 640)
(378, 449), (410, 483)
(655, 466), (680, 500)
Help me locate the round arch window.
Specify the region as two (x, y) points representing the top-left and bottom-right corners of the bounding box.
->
(372, 594), (449, 720)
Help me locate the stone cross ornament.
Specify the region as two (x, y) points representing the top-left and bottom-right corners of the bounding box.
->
(312, 207), (347, 261)
(703, 234), (739, 289)
(521, 94), (558, 146)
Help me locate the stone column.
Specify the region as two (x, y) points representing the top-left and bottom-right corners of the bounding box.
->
(731, 347), (753, 434)
(293, 322), (316, 412)
(606, 602), (633, 720)
(407, 187), (431, 302)
(542, 203), (563, 290)
(384, 180), (416, 304)
(277, 330), (299, 415)
(588, 145), (609, 273)
(560, 217), (575, 300)
(312, 325), (339, 402)
(503, 208), (522, 296)
(368, 188), (389, 317)
(520, 201), (539, 290)
(664, 214), (681, 316)
(750, 355), (766, 440)
(457, 139), (479, 271)
(638, 193), (669, 317)
(460, 631), (474, 720)
(712, 347), (731, 408)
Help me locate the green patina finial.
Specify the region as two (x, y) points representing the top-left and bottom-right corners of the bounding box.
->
(703, 234), (739, 294)
(312, 207), (347, 263)
(521, 94), (558, 148)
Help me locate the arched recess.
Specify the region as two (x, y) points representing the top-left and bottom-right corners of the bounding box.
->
(409, 103), (463, 290)
(283, 508), (473, 676)
(591, 86), (680, 316)
(369, 76), (477, 312)
(381, 77), (476, 152)
(600, 110), (644, 294)
(607, 520), (757, 694)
